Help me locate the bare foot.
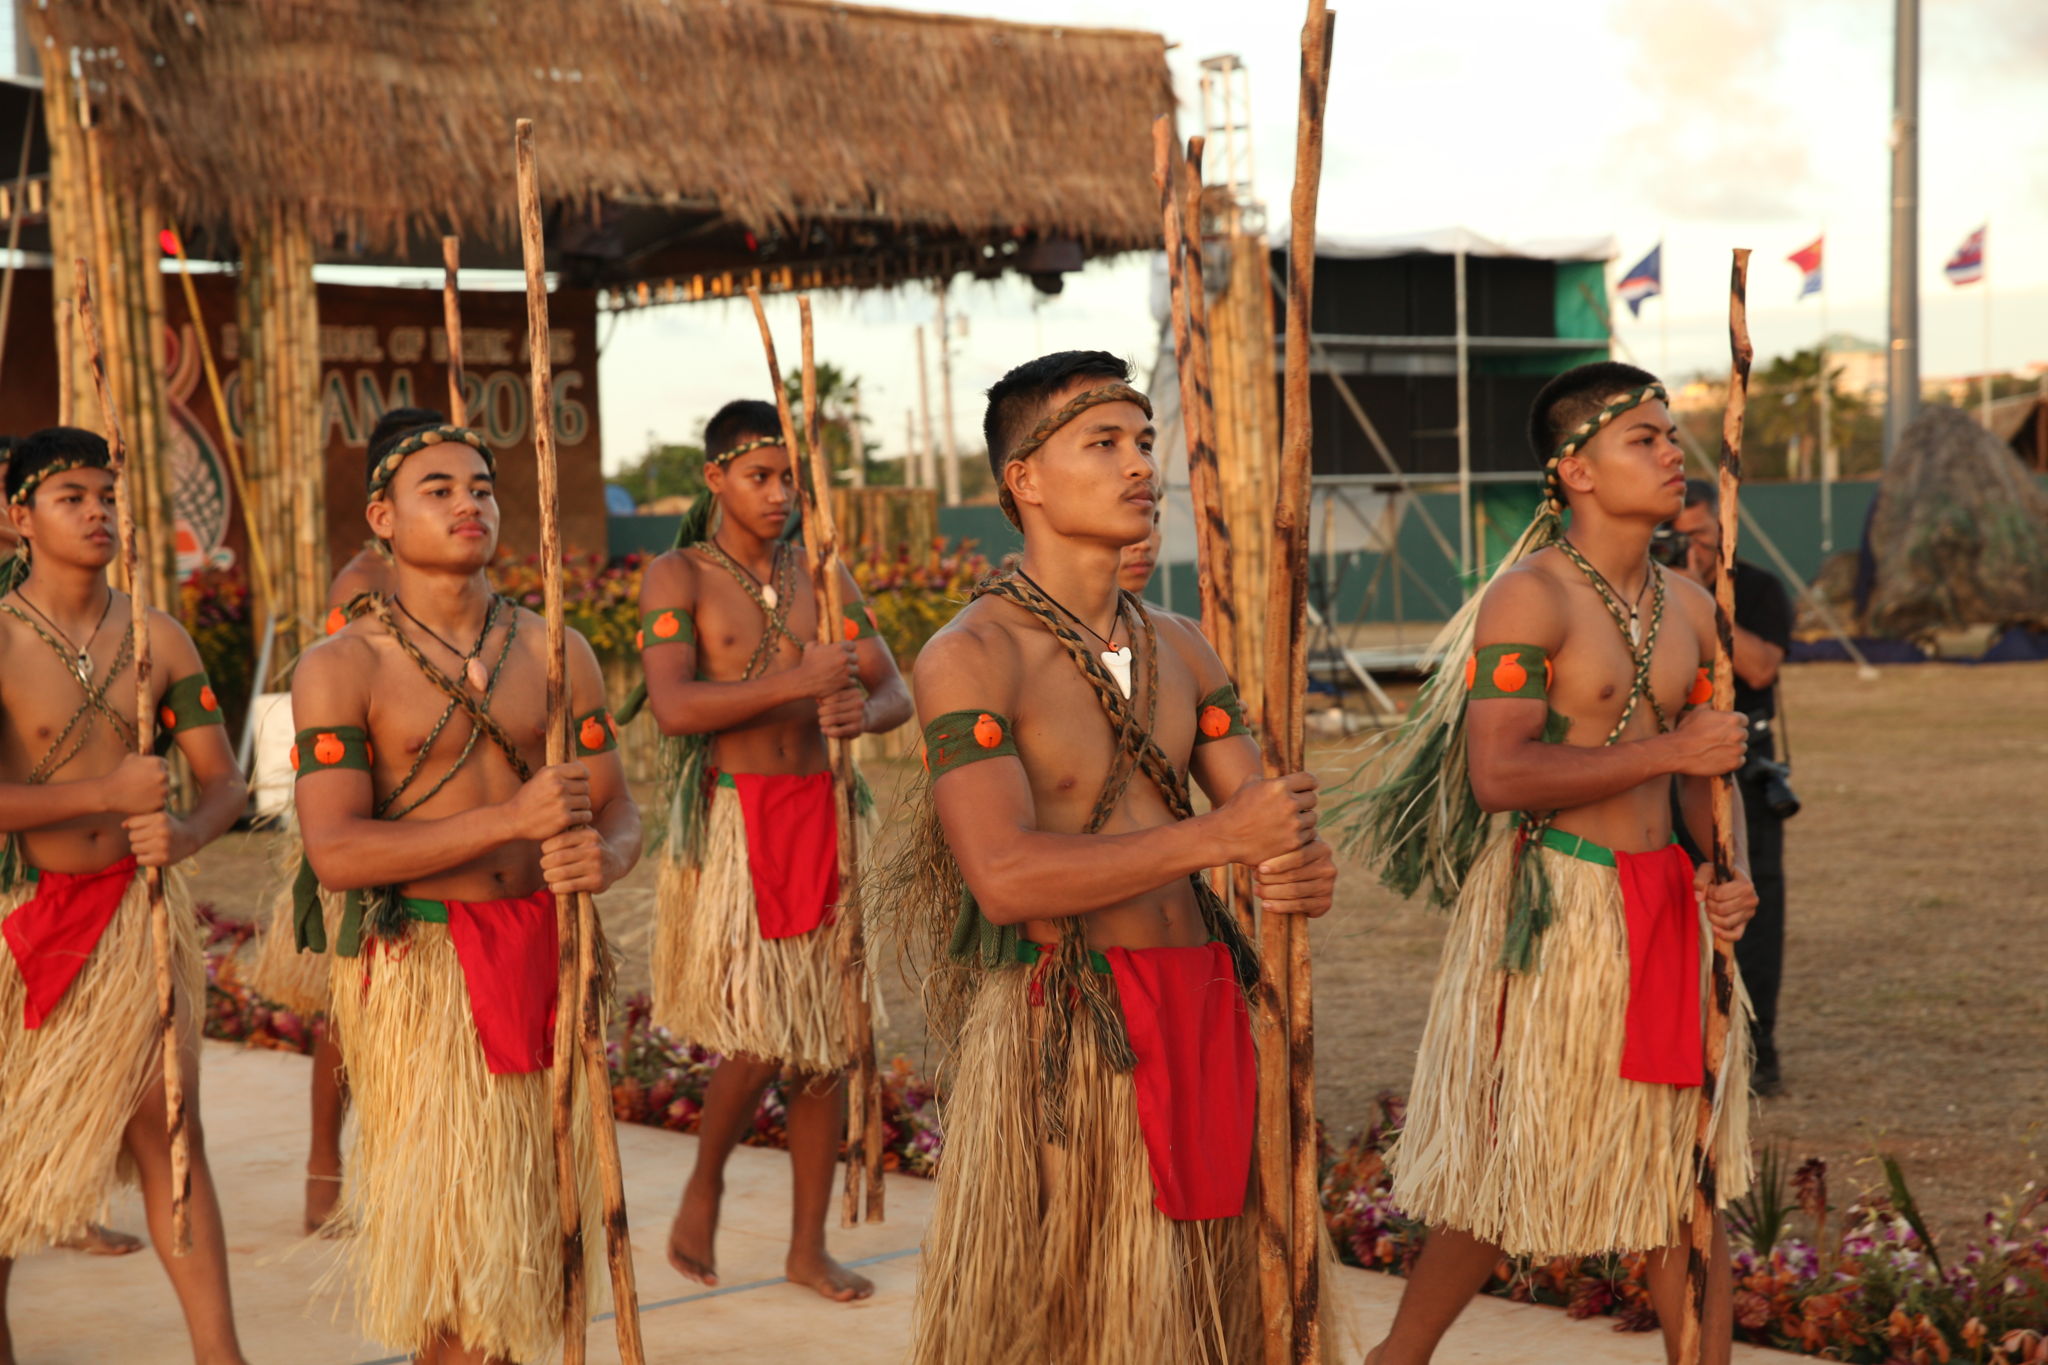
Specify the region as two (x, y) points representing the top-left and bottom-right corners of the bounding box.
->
(786, 1247), (873, 1303)
(305, 1172), (344, 1236)
(56, 1223), (144, 1256)
(667, 1180), (720, 1286)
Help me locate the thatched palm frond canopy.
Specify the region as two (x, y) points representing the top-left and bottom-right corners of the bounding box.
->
(40, 0), (1172, 297)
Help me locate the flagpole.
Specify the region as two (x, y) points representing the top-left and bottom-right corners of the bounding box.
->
(1818, 226), (1834, 553)
(1980, 223), (1992, 428)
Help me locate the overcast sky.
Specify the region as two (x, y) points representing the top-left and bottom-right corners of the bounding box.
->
(595, 0), (2048, 472)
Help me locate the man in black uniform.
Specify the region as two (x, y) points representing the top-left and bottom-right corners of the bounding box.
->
(1672, 478), (1795, 1095)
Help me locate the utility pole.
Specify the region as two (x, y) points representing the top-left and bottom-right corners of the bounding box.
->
(914, 324), (936, 491)
(1884, 0), (1920, 460)
(935, 281), (962, 506)
(847, 384), (867, 488)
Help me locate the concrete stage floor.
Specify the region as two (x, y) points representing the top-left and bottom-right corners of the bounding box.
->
(6, 1044), (1776, 1363)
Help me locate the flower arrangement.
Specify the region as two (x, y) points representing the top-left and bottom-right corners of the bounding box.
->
(490, 550), (647, 660)
(848, 537), (992, 667)
(1323, 1092), (2048, 1363)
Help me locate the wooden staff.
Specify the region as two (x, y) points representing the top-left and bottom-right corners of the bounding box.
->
(162, 230), (275, 621)
(513, 118), (647, 1365)
(743, 285), (886, 1225)
(75, 263), (192, 1255)
(1260, 4), (1334, 1360)
(1680, 248), (1752, 1365)
(1154, 112), (1294, 1353)
(442, 235), (467, 425)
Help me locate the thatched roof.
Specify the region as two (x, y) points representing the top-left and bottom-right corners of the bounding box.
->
(40, 0), (1172, 293)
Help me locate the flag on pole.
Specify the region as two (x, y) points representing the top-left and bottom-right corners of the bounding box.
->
(1617, 243), (1662, 318)
(1787, 236), (1824, 299)
(1945, 225), (1985, 285)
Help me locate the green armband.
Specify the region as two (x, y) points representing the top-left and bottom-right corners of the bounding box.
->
(291, 726), (373, 777)
(1464, 644), (1551, 701)
(841, 601), (880, 641)
(1193, 685), (1252, 744)
(573, 708), (620, 755)
(922, 710), (1018, 776)
(159, 672), (225, 734)
(637, 606), (696, 650)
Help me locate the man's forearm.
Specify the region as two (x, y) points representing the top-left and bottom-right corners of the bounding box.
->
(173, 773), (247, 858)
(1472, 736), (1672, 814)
(862, 676), (914, 735)
(305, 805), (516, 891)
(1731, 623), (1781, 690)
(958, 814), (1227, 926)
(593, 796), (642, 889)
(0, 778), (110, 834)
(649, 672), (804, 737)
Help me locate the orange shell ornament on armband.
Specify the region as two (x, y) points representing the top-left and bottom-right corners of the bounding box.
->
(1687, 665), (1714, 708)
(923, 710), (1019, 775)
(1465, 643), (1552, 702)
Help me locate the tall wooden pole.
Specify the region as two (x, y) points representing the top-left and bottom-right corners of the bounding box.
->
(0, 98), (38, 389)
(77, 264), (191, 1255)
(514, 118), (647, 1365)
(1263, 5), (1334, 1360)
(746, 286), (885, 1224)
(914, 325), (936, 492)
(1680, 247), (1751, 1365)
(933, 284), (961, 505)
(442, 235), (467, 426)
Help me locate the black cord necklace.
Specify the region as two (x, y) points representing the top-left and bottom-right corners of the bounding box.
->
(1559, 537), (1653, 646)
(393, 595), (497, 691)
(1015, 570), (1121, 650)
(708, 533), (789, 610)
(11, 585), (114, 682)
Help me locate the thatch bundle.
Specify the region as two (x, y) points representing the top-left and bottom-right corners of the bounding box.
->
(39, 0), (1170, 283)
(1865, 405), (2048, 638)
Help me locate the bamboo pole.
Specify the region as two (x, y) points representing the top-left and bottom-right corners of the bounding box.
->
(745, 285), (885, 1224)
(1680, 248), (1752, 1365)
(442, 235), (467, 426)
(136, 201), (176, 608)
(1262, 5), (1334, 1360)
(76, 263), (191, 1255)
(514, 117), (646, 1365)
(0, 97), (38, 388)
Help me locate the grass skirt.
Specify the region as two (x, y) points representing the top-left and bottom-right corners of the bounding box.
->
(910, 968), (1262, 1365)
(651, 783), (855, 1073)
(326, 920), (605, 1363)
(0, 867), (200, 1257)
(1389, 832), (1754, 1259)
(245, 827), (338, 1017)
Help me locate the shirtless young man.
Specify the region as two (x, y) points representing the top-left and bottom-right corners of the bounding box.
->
(0, 427), (251, 1365)
(904, 352), (1337, 1363)
(638, 399), (911, 1303)
(247, 405), (420, 1235)
(1354, 362), (1759, 1365)
(293, 420), (638, 1365)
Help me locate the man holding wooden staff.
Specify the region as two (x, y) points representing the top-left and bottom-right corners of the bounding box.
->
(637, 397), (910, 1302)
(892, 350), (1336, 1363)
(0, 426), (250, 1365)
(292, 416), (638, 1364)
(1348, 362), (1758, 1365)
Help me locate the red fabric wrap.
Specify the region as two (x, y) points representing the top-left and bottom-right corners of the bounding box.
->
(1103, 941), (1256, 1221)
(729, 772), (839, 941)
(1616, 843), (1704, 1087)
(443, 890), (560, 1076)
(2, 857), (139, 1030)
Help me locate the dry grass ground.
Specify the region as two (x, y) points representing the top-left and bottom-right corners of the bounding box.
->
(192, 661), (2048, 1244)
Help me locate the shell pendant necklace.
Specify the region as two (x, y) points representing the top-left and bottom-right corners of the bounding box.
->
(394, 595), (494, 690)
(1018, 570), (1132, 697)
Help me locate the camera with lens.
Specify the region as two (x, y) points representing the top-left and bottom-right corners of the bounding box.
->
(1738, 714), (1800, 820)
(1649, 523), (1691, 570)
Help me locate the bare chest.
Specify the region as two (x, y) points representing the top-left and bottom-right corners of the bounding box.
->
(1009, 634), (1200, 831)
(0, 621), (154, 779)
(693, 560), (817, 681)
(361, 639), (552, 807)
(1548, 613), (1703, 743)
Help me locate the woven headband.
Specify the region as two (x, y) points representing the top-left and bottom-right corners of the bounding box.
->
(996, 382), (1154, 528)
(1542, 382), (1668, 513)
(8, 457), (105, 507)
(366, 425), (494, 498)
(710, 436), (782, 469)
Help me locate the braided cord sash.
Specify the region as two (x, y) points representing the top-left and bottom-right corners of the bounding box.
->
(694, 539), (804, 679)
(0, 605), (137, 892)
(1499, 547), (1671, 970)
(972, 571), (1259, 1141)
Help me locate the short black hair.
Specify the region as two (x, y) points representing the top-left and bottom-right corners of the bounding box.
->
(982, 350), (1132, 485)
(6, 427), (111, 504)
(365, 406), (449, 491)
(1526, 361), (1661, 466)
(1683, 477), (1718, 513)
(704, 400), (783, 462)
